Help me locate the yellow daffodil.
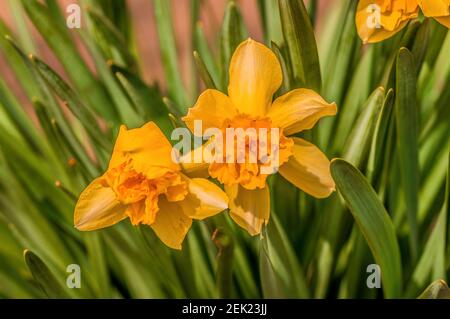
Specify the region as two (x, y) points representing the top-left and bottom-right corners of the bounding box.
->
(418, 0), (450, 28)
(356, 0), (450, 43)
(356, 0), (419, 43)
(74, 122), (228, 249)
(182, 39), (337, 236)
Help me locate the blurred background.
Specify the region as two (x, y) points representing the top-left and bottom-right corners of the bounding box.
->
(0, 0), (326, 111)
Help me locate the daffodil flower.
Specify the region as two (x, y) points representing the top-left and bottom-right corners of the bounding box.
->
(356, 0), (419, 43)
(356, 0), (450, 44)
(182, 39), (337, 236)
(74, 122), (228, 250)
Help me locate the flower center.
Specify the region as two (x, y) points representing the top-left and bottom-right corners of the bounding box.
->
(208, 114), (293, 190)
(105, 161), (188, 225)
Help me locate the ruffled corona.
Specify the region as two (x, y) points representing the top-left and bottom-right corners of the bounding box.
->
(208, 114), (294, 190)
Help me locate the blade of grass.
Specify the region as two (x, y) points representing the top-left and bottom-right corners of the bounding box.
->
(23, 250), (70, 298)
(278, 0), (321, 91)
(260, 213), (309, 298)
(395, 47), (419, 261)
(331, 159), (402, 298)
(153, 0), (188, 111)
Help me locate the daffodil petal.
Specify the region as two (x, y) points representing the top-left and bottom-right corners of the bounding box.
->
(226, 184), (270, 235)
(267, 88), (337, 135)
(183, 89), (236, 134)
(109, 122), (179, 179)
(279, 138), (335, 198)
(151, 198), (192, 250)
(74, 177), (127, 231)
(228, 39), (282, 116)
(180, 178), (229, 220)
(418, 0), (450, 17)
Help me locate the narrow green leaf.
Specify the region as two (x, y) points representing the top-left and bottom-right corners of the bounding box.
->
(78, 30), (142, 128)
(193, 51), (217, 90)
(29, 54), (112, 151)
(0, 78), (42, 153)
(8, 0), (36, 53)
(110, 63), (172, 133)
(21, 0), (116, 121)
(220, 1), (247, 88)
(84, 6), (136, 69)
(23, 250), (69, 299)
(418, 280), (450, 299)
(407, 202), (447, 297)
(260, 214), (309, 298)
(331, 159), (402, 298)
(258, 0), (283, 45)
(395, 47), (419, 261)
(322, 0), (357, 104)
(411, 19), (430, 75)
(213, 229), (234, 298)
(0, 18), (40, 99)
(367, 89), (395, 183)
(153, 0), (188, 110)
(330, 46), (374, 152)
(271, 41), (292, 94)
(278, 0), (321, 91)
(342, 87), (385, 168)
(193, 22), (220, 90)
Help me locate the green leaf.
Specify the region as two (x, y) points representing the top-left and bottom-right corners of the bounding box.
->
(258, 0), (283, 45)
(408, 146), (448, 296)
(0, 78), (42, 153)
(29, 54), (112, 151)
(322, 0), (357, 104)
(260, 214), (309, 298)
(0, 19), (40, 99)
(193, 22), (220, 90)
(278, 0), (321, 91)
(395, 47), (419, 260)
(220, 1), (247, 88)
(331, 159), (402, 298)
(342, 87), (385, 169)
(330, 46), (374, 153)
(367, 89), (395, 184)
(213, 229), (234, 298)
(418, 280), (450, 299)
(33, 98), (99, 179)
(21, 0), (116, 121)
(153, 0), (188, 110)
(84, 6), (136, 70)
(271, 41), (292, 94)
(78, 30), (142, 128)
(23, 250), (69, 299)
(411, 19), (430, 75)
(111, 65), (172, 133)
(193, 51), (217, 90)
(407, 201), (447, 297)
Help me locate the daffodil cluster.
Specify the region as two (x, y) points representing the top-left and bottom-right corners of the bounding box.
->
(74, 39), (337, 249)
